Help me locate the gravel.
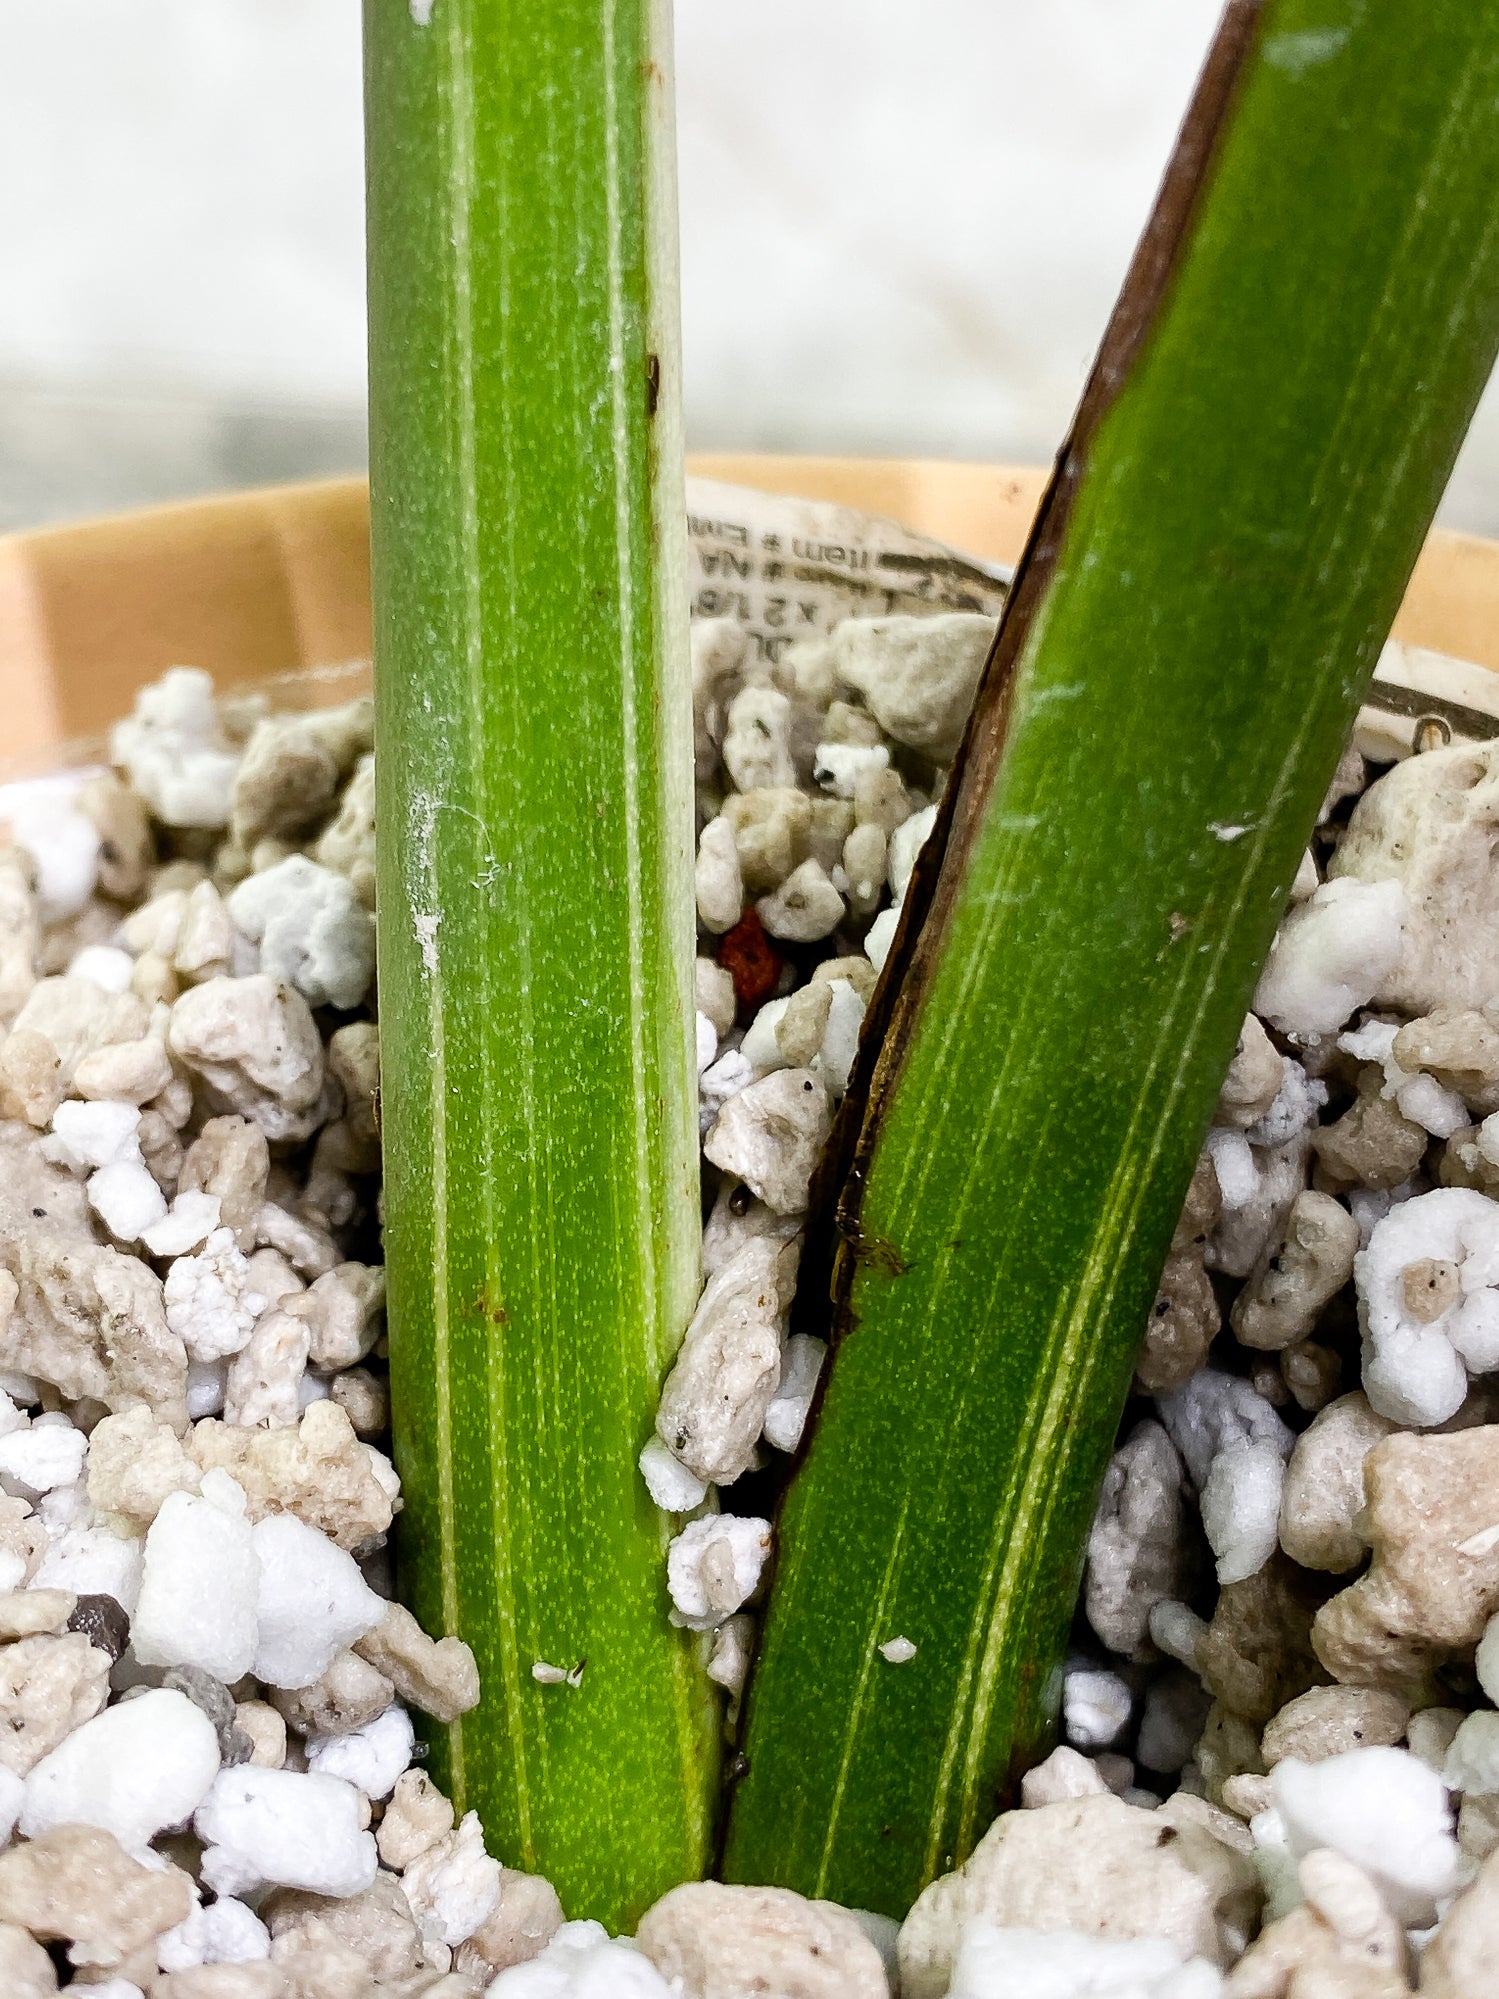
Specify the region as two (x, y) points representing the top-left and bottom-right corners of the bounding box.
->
(2, 575), (1499, 1992)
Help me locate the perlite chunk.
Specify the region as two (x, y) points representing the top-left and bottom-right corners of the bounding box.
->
(656, 1238), (791, 1485)
(635, 1881), (889, 1999)
(1330, 736), (1499, 1014)
(1312, 1424), (1499, 1694)
(1355, 1186), (1499, 1425)
(1253, 878), (1407, 1038)
(897, 1793), (1260, 1998)
(169, 976), (327, 1145)
(832, 612), (994, 761)
(704, 1069), (832, 1215)
(1085, 1419), (1187, 1660)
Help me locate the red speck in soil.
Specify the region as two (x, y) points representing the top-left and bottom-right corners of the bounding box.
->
(719, 911), (783, 1011)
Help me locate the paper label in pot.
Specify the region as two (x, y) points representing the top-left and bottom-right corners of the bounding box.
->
(684, 477), (1010, 666)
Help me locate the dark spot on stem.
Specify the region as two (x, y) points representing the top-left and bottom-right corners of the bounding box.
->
(645, 352), (661, 418)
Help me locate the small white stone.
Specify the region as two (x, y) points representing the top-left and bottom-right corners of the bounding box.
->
(141, 1190), (223, 1259)
(814, 741), (890, 798)
(158, 1895), (271, 1971)
(1443, 1710), (1499, 1796)
(87, 1159), (169, 1242)
(228, 855), (375, 1012)
(864, 905), (899, 974)
(21, 1686), (220, 1848)
(947, 1920), (1221, 1999)
(1477, 1613), (1499, 1706)
(1254, 877), (1408, 1037)
(488, 1919), (675, 1996)
(66, 944), (135, 994)
(34, 1520), (142, 1611)
(0, 1422), (85, 1499)
(47, 1097), (142, 1172)
(1200, 1440), (1286, 1585)
(1273, 1746), (1459, 1928)
(4, 789), (101, 924)
(666, 1515), (772, 1631)
(762, 1333), (826, 1454)
(1062, 1665), (1134, 1750)
(879, 1636), (917, 1665)
(132, 1482), (261, 1683)
(889, 804), (938, 902)
(251, 1510), (386, 1689)
(695, 1011), (718, 1075)
(164, 1227), (262, 1362)
(706, 1615), (754, 1698)
(195, 1764), (378, 1898)
(812, 978), (866, 1096)
(306, 1700), (414, 1799)
(1155, 1370), (1293, 1493)
(638, 1438), (708, 1514)
(400, 1807), (502, 1946)
(740, 996), (791, 1073)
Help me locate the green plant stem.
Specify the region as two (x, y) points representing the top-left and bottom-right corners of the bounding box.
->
(364, 0), (715, 1924)
(724, 0), (1499, 1916)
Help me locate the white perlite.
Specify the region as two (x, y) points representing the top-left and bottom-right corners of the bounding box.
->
(250, 1508), (385, 1689)
(948, 1921), (1222, 1999)
(1273, 1747), (1460, 1927)
(489, 1918), (675, 1996)
(21, 1687), (220, 1849)
(195, 1764), (378, 1898)
(131, 1473), (260, 1682)
(1356, 1186), (1499, 1425)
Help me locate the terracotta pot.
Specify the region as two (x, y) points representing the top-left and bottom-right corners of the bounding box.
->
(1, 456), (1496, 771)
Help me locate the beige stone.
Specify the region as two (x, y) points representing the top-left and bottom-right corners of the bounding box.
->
(378, 1769), (455, 1871)
(721, 786), (812, 894)
(235, 1698), (288, 1768)
(0, 1031), (63, 1128)
(0, 1588), (73, 1639)
(1261, 1685), (1410, 1766)
(157, 1967), (289, 1999)
(262, 1873), (425, 1986)
(179, 1115), (270, 1253)
(1196, 1555), (1334, 1726)
(354, 1602), (479, 1725)
(0, 1631), (110, 1773)
(1218, 1015), (1286, 1131)
(1138, 1156), (1222, 1392)
(704, 1069), (833, 1215)
(896, 1793), (1261, 1997)
(1195, 1703), (1267, 1811)
(1421, 1842), (1499, 1995)
(1330, 738), (1499, 1014)
(1223, 1869), (1409, 1995)
(271, 1649), (393, 1738)
(0, 1822), (191, 1967)
(459, 1867), (564, 1973)
(637, 1881), (889, 1998)
(189, 1401), (394, 1549)
(1280, 1393), (1398, 1574)
(1313, 1426), (1499, 1695)
(169, 976), (327, 1145)
(0, 1124), (188, 1429)
(1312, 1071), (1429, 1191)
(0, 855), (37, 1030)
(87, 1403), (201, 1531)
(314, 752), (377, 910)
(1233, 1192), (1358, 1353)
(0, 1920), (56, 1995)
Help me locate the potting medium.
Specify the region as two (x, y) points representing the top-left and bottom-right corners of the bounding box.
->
(0, 490), (1498, 1994)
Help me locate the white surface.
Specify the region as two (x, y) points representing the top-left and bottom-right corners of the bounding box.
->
(0, 0), (1497, 529)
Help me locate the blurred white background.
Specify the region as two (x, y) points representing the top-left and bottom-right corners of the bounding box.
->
(1, 0), (1496, 532)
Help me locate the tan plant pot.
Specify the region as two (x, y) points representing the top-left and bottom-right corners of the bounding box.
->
(1, 456), (1495, 771)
